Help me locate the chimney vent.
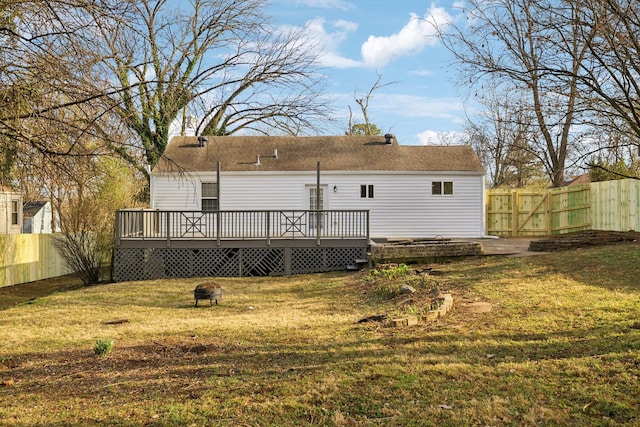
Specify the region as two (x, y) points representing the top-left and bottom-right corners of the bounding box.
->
(384, 133), (395, 144)
(197, 136), (208, 147)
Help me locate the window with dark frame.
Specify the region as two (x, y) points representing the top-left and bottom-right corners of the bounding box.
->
(201, 182), (219, 211)
(10, 200), (18, 225)
(360, 184), (374, 198)
(432, 181), (453, 195)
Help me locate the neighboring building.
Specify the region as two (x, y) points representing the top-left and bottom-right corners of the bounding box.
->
(22, 201), (53, 234)
(150, 134), (486, 239)
(0, 187), (23, 234)
(565, 173), (591, 186)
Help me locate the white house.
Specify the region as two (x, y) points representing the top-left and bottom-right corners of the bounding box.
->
(22, 201), (53, 234)
(0, 187), (22, 235)
(150, 134), (486, 239)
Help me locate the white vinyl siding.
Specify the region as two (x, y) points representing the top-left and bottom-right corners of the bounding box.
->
(151, 171), (485, 238)
(151, 174), (205, 210)
(329, 173), (483, 238)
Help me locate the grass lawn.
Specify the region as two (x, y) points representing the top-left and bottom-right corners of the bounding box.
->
(0, 243), (639, 426)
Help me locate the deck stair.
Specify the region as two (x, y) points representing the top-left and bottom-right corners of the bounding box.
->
(346, 258), (370, 271)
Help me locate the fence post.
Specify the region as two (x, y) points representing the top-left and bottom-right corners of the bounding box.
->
(511, 191), (518, 236)
(547, 191), (553, 235)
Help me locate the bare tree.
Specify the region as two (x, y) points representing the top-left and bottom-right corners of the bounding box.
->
(52, 154), (142, 285)
(0, 0), (331, 194)
(196, 25), (331, 137)
(0, 1), (137, 177)
(346, 74), (395, 136)
(567, 0), (640, 152)
(466, 84), (543, 187)
(72, 0), (330, 171)
(440, 0), (590, 187)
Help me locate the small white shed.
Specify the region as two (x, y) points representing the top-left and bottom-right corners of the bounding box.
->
(22, 201), (53, 234)
(150, 135), (486, 239)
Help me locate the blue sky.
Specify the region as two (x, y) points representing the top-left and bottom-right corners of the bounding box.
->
(268, 0), (465, 145)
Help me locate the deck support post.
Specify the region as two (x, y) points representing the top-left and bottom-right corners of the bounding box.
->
(284, 247), (292, 275)
(316, 161), (321, 246)
(217, 162), (221, 247)
(115, 211), (121, 247)
(165, 211), (170, 247)
(266, 212), (271, 246)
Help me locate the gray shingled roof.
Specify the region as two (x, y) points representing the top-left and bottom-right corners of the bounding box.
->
(23, 201), (47, 216)
(152, 135), (485, 174)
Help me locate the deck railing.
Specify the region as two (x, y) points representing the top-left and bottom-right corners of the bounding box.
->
(115, 209), (370, 246)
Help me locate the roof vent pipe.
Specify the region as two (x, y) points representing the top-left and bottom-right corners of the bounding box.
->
(197, 136), (208, 147)
(384, 133), (394, 144)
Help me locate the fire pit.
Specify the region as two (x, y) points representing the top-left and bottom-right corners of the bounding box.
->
(193, 282), (222, 307)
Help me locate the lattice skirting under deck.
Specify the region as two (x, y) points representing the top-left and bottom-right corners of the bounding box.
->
(113, 246), (367, 282)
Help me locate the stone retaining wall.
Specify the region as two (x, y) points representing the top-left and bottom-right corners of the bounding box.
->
(371, 241), (482, 264)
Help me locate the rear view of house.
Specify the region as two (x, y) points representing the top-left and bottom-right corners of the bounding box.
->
(150, 135), (486, 239)
(113, 135), (485, 281)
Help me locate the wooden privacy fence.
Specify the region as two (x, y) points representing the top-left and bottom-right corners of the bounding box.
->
(487, 185), (591, 236)
(589, 179), (640, 231)
(0, 234), (73, 288)
(487, 179), (640, 236)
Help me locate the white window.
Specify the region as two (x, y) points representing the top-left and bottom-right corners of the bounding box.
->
(201, 182), (218, 211)
(432, 181), (453, 195)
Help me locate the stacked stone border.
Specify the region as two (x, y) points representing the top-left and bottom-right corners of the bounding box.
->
(391, 293), (453, 327)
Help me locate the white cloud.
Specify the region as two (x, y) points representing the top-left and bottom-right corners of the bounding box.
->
(292, 0), (354, 10)
(334, 19), (358, 32)
(409, 69), (434, 77)
(373, 93), (464, 119)
(361, 6), (452, 68)
(416, 130), (469, 145)
(303, 17), (362, 68)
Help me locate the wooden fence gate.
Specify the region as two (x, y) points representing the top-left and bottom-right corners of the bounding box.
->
(486, 185), (591, 236)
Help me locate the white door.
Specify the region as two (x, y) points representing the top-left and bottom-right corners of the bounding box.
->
(307, 185), (327, 230)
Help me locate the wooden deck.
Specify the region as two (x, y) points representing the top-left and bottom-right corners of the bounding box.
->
(113, 209), (370, 281)
(116, 209), (369, 247)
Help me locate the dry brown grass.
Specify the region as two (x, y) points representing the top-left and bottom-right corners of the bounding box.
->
(1, 244), (639, 426)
